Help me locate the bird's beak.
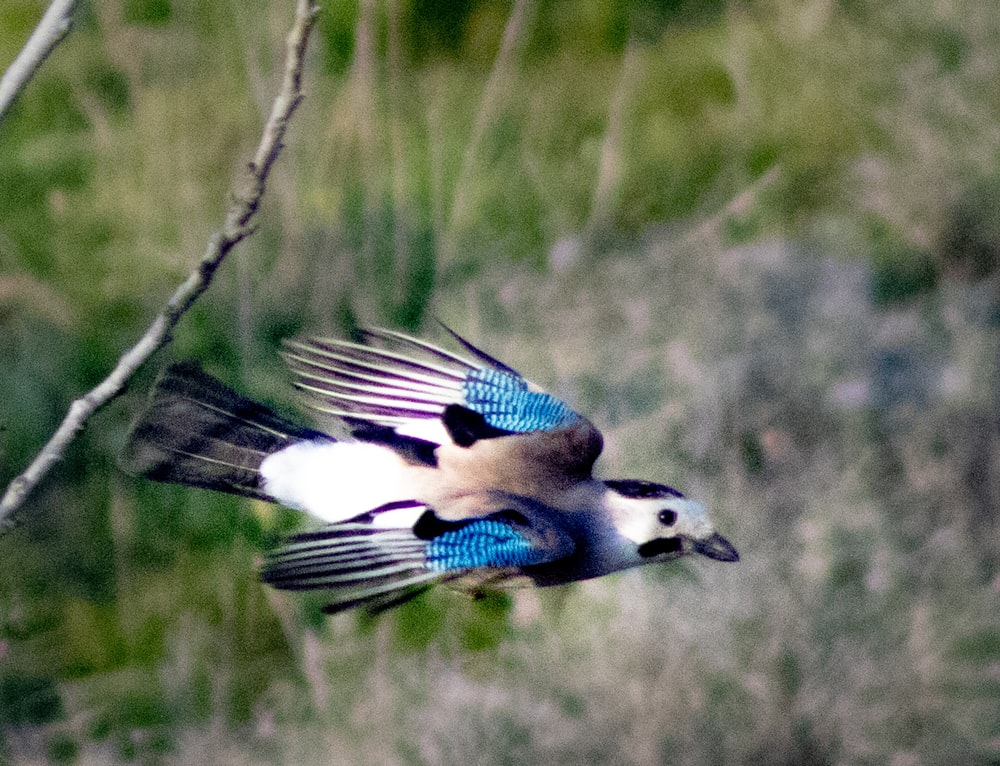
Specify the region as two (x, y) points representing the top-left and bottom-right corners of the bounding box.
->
(692, 532), (740, 562)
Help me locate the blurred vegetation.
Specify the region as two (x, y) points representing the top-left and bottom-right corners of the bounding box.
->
(2, 0), (999, 763)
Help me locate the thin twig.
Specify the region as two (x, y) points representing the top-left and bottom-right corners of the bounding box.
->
(0, 0), (79, 125)
(682, 164), (783, 248)
(446, 0), (532, 237)
(585, 40), (641, 235)
(0, 0), (321, 527)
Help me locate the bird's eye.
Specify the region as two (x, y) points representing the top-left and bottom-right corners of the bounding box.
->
(658, 509), (677, 526)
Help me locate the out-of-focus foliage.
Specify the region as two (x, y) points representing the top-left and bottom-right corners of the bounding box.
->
(1, 0), (999, 763)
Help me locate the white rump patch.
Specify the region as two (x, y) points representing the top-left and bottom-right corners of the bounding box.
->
(259, 440), (412, 523)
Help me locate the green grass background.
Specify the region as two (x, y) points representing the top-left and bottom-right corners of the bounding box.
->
(1, 0), (999, 763)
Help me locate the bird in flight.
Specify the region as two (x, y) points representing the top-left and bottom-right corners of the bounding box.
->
(122, 327), (738, 613)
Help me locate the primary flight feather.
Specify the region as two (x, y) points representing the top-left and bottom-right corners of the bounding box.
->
(121, 327), (738, 613)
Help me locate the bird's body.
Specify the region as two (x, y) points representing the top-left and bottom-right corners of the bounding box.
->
(122, 327), (737, 612)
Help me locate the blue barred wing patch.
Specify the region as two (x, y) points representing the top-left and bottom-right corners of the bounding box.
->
(463, 369), (579, 434)
(426, 519), (563, 572)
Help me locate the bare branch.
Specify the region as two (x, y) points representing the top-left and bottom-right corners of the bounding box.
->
(0, 0), (321, 527)
(0, 0), (80, 125)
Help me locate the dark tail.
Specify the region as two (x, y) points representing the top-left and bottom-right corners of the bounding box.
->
(120, 362), (324, 500)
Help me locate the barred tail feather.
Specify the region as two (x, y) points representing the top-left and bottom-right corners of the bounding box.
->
(120, 362), (327, 500)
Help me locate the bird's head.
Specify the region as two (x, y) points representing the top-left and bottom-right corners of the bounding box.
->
(602, 479), (739, 563)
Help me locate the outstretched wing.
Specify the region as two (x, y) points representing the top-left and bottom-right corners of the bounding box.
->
(281, 327), (604, 475)
(260, 499), (575, 613)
